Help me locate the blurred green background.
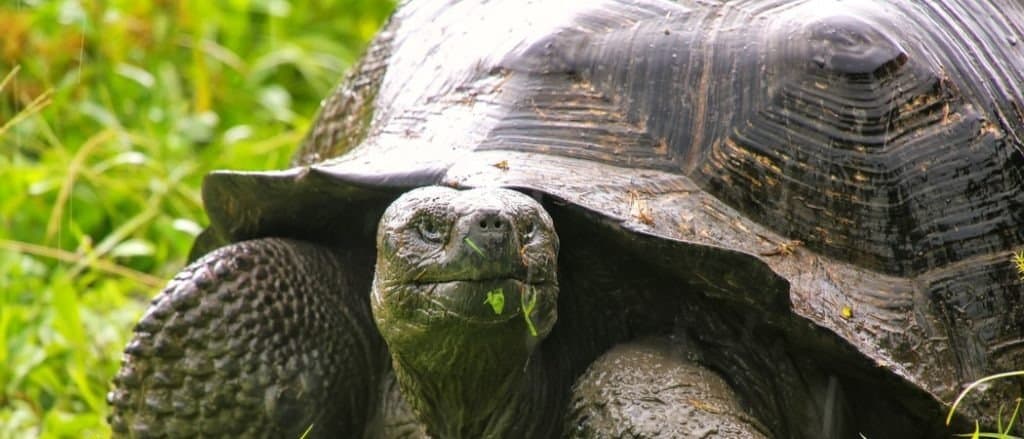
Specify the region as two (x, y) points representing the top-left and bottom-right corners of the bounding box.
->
(0, 0), (395, 436)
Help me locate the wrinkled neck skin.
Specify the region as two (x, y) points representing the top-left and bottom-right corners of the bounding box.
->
(387, 329), (561, 438)
(372, 275), (563, 438)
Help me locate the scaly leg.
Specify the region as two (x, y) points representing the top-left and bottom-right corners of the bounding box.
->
(107, 238), (386, 438)
(566, 338), (770, 438)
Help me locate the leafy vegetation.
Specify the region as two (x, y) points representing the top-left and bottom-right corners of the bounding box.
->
(0, 0), (394, 437)
(484, 288), (505, 315)
(521, 286), (539, 337)
(464, 237), (486, 257)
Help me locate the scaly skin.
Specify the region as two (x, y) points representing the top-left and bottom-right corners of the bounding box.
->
(566, 339), (770, 438)
(108, 238), (386, 438)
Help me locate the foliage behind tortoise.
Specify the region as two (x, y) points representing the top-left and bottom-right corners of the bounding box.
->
(110, 0), (1024, 437)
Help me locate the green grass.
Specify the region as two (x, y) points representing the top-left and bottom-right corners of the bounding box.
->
(948, 371), (1024, 438)
(0, 0), (394, 437)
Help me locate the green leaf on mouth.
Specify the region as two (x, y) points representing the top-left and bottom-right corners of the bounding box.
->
(521, 287), (539, 337)
(464, 237), (486, 257)
(484, 288), (505, 315)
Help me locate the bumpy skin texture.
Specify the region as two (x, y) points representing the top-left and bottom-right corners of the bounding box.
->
(566, 340), (769, 438)
(108, 238), (384, 438)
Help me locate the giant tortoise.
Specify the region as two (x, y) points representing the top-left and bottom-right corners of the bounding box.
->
(107, 0), (1024, 437)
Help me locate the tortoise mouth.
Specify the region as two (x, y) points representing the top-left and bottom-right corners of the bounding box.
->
(378, 277), (557, 325)
(424, 278), (552, 323)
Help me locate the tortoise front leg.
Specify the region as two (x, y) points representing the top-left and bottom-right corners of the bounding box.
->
(565, 338), (770, 438)
(107, 238), (387, 438)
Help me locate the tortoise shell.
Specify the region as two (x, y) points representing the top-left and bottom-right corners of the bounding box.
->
(200, 0), (1024, 416)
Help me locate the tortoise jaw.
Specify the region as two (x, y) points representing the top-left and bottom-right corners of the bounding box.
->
(375, 278), (558, 329)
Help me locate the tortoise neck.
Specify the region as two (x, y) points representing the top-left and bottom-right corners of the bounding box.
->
(389, 345), (561, 438)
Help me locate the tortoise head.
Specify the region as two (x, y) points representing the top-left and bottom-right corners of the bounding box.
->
(371, 186), (558, 381)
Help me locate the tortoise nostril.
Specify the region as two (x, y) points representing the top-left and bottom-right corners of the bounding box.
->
(477, 218), (504, 229)
(471, 212), (507, 231)
(468, 211), (511, 238)
(463, 211), (514, 256)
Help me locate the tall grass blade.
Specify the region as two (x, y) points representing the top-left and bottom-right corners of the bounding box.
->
(0, 239), (165, 288)
(948, 371), (1024, 426)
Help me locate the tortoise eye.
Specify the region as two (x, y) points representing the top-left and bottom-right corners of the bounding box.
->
(521, 220), (538, 242)
(416, 217), (445, 243)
